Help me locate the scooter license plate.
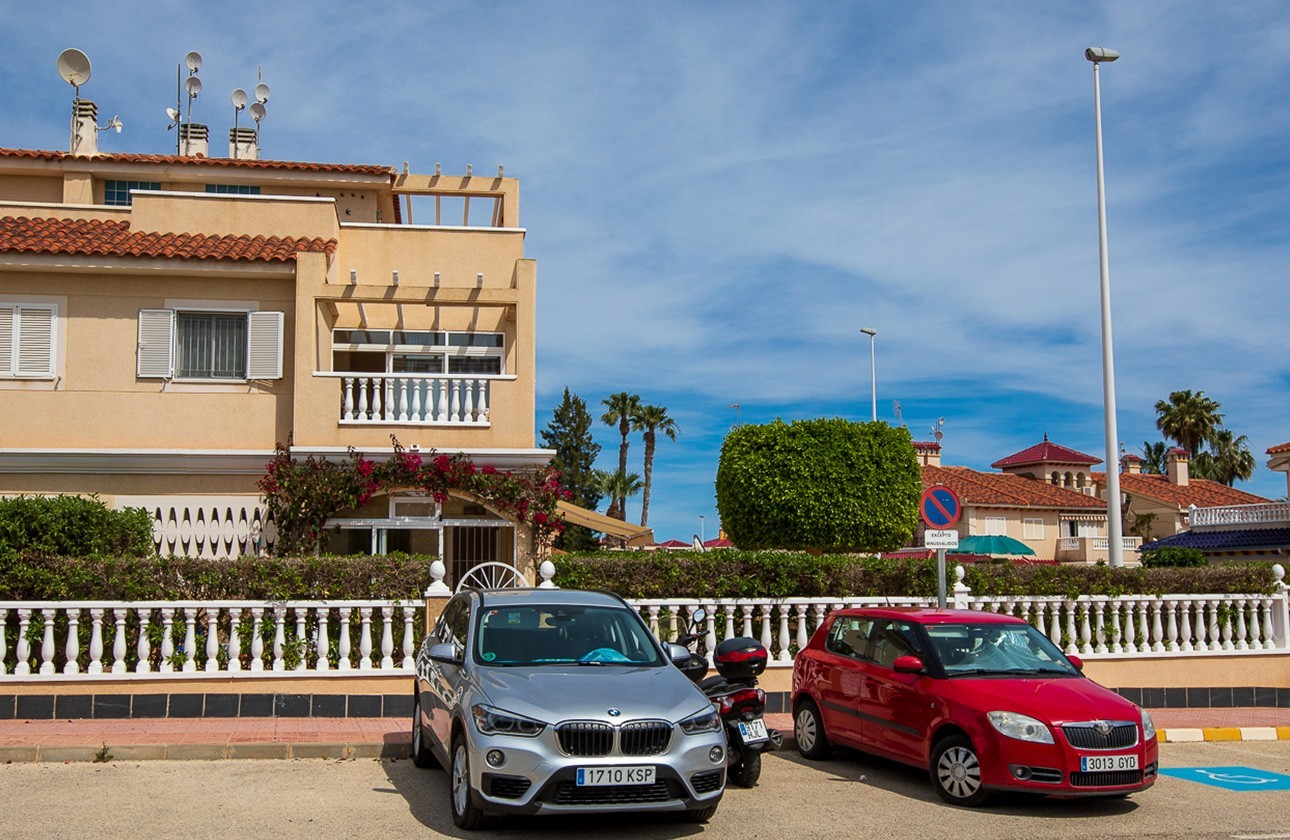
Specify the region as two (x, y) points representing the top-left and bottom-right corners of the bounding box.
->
(738, 719), (768, 743)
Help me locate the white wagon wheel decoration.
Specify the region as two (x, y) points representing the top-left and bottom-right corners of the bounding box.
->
(454, 561), (529, 592)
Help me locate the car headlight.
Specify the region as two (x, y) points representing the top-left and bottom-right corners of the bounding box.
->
(987, 711), (1055, 744)
(1141, 708), (1157, 742)
(679, 707), (721, 735)
(471, 704), (546, 737)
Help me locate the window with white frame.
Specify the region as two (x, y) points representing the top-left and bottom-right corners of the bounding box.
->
(0, 303), (56, 378)
(1023, 518), (1044, 540)
(982, 516), (1007, 536)
(332, 328), (504, 376)
(138, 309), (283, 380)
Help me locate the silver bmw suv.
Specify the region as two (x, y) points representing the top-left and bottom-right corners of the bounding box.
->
(412, 588), (726, 829)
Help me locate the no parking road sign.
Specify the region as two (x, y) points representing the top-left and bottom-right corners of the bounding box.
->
(920, 485), (961, 529)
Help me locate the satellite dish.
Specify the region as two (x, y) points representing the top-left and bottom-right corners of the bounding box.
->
(249, 102), (266, 122)
(108, 115), (122, 134)
(166, 107), (179, 121)
(184, 51), (203, 72)
(231, 88), (247, 109)
(57, 48), (92, 88)
(184, 76), (202, 97)
(254, 83), (270, 103)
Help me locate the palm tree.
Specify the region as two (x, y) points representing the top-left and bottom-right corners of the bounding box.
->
(600, 392), (641, 514)
(633, 404), (679, 527)
(1154, 390), (1224, 456)
(594, 468), (642, 522)
(1140, 441), (1168, 475)
(1197, 428), (1256, 486)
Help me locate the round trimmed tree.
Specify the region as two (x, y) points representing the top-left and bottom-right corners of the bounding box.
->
(716, 418), (921, 552)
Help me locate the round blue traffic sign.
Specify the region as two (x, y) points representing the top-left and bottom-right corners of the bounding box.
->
(920, 485), (961, 529)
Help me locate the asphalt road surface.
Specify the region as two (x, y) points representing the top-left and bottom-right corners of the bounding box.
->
(4, 741), (1289, 839)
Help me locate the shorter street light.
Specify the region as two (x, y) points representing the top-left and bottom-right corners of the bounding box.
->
(860, 328), (877, 422)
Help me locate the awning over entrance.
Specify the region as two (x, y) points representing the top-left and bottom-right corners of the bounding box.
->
(556, 501), (654, 547)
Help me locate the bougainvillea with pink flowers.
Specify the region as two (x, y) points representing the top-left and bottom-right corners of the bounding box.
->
(259, 436), (568, 556)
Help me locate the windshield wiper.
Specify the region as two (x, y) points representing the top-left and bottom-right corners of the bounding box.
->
(951, 667), (1071, 677)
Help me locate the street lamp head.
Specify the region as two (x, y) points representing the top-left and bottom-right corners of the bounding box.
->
(860, 327), (877, 337)
(1085, 47), (1120, 63)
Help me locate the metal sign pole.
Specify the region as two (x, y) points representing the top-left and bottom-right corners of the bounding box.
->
(937, 549), (947, 608)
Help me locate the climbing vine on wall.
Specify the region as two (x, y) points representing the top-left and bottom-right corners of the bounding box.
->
(258, 436), (568, 556)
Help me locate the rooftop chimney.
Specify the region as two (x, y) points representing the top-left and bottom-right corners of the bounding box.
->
(71, 100), (98, 156)
(1166, 448), (1189, 486)
(914, 441), (942, 467)
(229, 127), (258, 161)
(179, 123), (209, 158)
(1122, 454), (1142, 475)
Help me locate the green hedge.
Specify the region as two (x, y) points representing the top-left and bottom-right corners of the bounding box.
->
(1141, 546), (1209, 568)
(554, 551), (1281, 599)
(0, 495), (154, 556)
(0, 553), (432, 601)
(715, 419), (922, 552)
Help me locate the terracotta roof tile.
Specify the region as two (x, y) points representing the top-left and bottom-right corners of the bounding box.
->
(923, 465), (1105, 509)
(0, 147), (394, 178)
(1090, 472), (1273, 509)
(991, 437), (1102, 469)
(0, 216), (335, 263)
(1268, 442), (1290, 454)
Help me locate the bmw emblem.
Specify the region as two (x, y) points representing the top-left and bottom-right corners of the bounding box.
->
(607, 708), (621, 717)
(1094, 721), (1111, 736)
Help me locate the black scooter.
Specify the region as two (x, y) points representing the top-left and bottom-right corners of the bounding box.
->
(672, 609), (782, 787)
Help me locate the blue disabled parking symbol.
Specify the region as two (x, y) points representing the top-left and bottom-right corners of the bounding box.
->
(1159, 766), (1290, 791)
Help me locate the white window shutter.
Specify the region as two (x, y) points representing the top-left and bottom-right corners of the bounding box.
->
(0, 306), (13, 374)
(137, 309), (175, 378)
(15, 306), (54, 376)
(246, 310), (284, 379)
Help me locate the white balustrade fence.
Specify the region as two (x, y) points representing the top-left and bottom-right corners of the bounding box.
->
(625, 565), (1290, 666)
(0, 601), (420, 678)
(3, 567), (1286, 678)
(1191, 502), (1290, 528)
(337, 374), (490, 425)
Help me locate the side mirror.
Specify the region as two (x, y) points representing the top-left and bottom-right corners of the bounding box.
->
(428, 642), (463, 665)
(893, 654), (925, 675)
(690, 608), (707, 625)
(1067, 654), (1084, 672)
(667, 642), (692, 668)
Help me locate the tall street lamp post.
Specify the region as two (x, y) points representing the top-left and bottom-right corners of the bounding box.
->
(1087, 46), (1124, 568)
(860, 327), (877, 422)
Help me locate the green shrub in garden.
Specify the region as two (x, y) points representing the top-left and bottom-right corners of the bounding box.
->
(715, 418), (921, 552)
(0, 495), (153, 557)
(1140, 546), (1209, 568)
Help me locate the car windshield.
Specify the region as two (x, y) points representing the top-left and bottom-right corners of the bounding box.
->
(474, 604), (665, 667)
(925, 622), (1079, 677)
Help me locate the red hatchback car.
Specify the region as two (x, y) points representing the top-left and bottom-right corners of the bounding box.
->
(792, 607), (1158, 806)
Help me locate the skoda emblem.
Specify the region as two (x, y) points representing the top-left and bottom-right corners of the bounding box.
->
(607, 708), (621, 717)
(1094, 721), (1111, 736)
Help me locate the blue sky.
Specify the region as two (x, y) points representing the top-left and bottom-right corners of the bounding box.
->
(6, 3), (1289, 542)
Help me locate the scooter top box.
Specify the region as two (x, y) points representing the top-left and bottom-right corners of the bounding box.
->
(713, 637), (768, 679)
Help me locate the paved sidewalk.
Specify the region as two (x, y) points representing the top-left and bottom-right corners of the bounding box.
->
(0, 708), (1287, 763)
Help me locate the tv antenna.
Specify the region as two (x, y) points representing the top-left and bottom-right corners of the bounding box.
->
(166, 50), (203, 154)
(58, 48), (122, 152)
(893, 400), (906, 428)
(932, 417), (945, 444)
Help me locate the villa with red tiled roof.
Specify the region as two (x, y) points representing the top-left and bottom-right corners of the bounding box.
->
(1130, 444), (1290, 562)
(1090, 448), (1274, 544)
(915, 437), (1126, 564)
(0, 100), (552, 585)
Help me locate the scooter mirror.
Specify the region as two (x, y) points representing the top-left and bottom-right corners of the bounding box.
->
(690, 608), (707, 625)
